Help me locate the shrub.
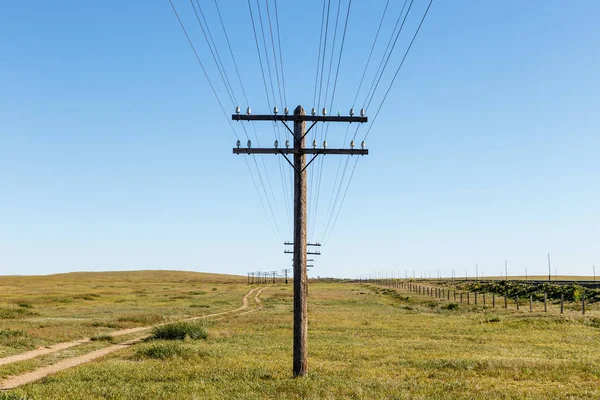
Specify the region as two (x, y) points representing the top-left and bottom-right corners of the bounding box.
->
(443, 303), (460, 311)
(18, 303), (33, 309)
(151, 321), (208, 341)
(486, 316), (501, 323)
(135, 342), (188, 359)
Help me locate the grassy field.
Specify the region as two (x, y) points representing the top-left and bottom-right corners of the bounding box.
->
(2, 272), (600, 399)
(0, 270), (247, 357)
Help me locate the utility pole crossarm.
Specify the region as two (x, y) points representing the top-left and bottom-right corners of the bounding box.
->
(233, 148), (368, 155)
(232, 114), (367, 123)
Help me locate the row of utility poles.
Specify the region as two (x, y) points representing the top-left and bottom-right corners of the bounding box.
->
(359, 254), (597, 282)
(247, 270), (291, 285)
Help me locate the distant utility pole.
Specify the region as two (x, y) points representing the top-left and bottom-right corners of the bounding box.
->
(283, 268), (291, 284)
(272, 271), (277, 284)
(548, 253), (551, 282)
(233, 105), (367, 378)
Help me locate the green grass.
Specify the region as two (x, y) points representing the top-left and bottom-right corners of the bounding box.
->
(3, 276), (600, 399)
(134, 341), (195, 360)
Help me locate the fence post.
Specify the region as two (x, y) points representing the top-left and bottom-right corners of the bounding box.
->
(516, 295), (520, 311)
(504, 294), (508, 309)
(560, 294), (564, 314)
(483, 293), (486, 306)
(582, 294), (585, 315)
(529, 295), (533, 312)
(467, 292), (470, 305)
(454, 290), (456, 301)
(460, 292), (463, 303)
(492, 293), (495, 308)
(475, 293), (478, 305)
(447, 289), (450, 300)
(544, 293), (547, 312)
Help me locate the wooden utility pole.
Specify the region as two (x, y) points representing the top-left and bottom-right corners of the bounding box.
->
(233, 105), (367, 377)
(283, 268), (290, 284)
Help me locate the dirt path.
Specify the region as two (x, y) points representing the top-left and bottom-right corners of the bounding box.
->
(219, 287), (266, 318)
(1, 287), (266, 390)
(0, 287), (261, 372)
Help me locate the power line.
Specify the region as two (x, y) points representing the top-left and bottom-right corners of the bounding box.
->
(273, 0), (287, 106)
(313, 0), (353, 239)
(168, 0), (283, 241)
(327, 0), (434, 242)
(255, 0), (279, 111)
(310, 0), (342, 239)
(364, 0), (434, 141)
(363, 0), (414, 110)
(247, 0), (290, 236)
(189, 0), (237, 106)
(312, 0), (328, 109)
(309, 0), (331, 237)
(213, 0), (292, 233)
(193, 0), (286, 238)
(213, 0), (249, 105)
(363, 0), (414, 107)
(351, 0), (391, 107)
(323, 156), (360, 244)
(248, 0), (273, 109)
(265, 0), (285, 109)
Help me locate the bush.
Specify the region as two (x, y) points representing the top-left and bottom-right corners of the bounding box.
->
(135, 342), (189, 359)
(151, 321), (208, 341)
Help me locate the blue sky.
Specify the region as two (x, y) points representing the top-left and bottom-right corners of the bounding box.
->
(1, 1), (598, 278)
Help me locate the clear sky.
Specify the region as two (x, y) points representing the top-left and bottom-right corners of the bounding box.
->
(1, 1), (598, 278)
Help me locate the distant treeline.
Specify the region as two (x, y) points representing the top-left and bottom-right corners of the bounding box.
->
(461, 281), (600, 303)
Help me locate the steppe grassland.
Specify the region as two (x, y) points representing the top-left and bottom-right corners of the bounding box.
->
(0, 270), (248, 357)
(4, 276), (600, 399)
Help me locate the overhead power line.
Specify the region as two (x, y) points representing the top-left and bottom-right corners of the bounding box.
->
(168, 0), (285, 241)
(364, 0), (434, 141)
